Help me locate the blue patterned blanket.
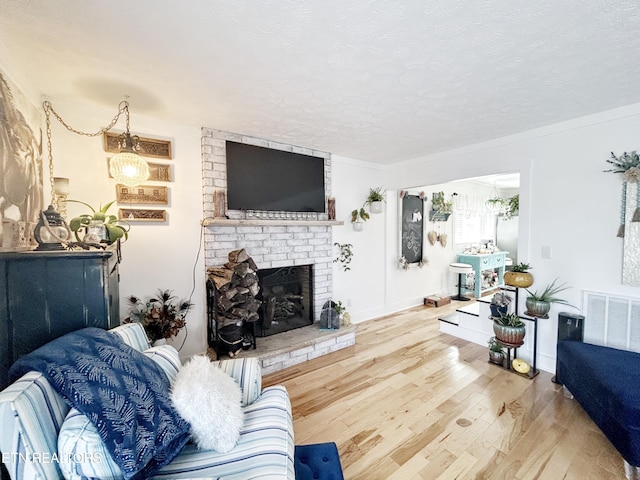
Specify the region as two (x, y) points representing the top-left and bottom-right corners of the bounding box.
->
(9, 327), (190, 480)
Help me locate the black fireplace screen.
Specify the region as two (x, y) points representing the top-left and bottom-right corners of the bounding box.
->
(257, 265), (313, 337)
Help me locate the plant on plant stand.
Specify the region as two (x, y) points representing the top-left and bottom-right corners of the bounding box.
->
(366, 187), (386, 214)
(503, 262), (534, 288)
(490, 291), (512, 318)
(488, 336), (505, 365)
(493, 312), (526, 347)
(125, 289), (193, 344)
(67, 199), (130, 244)
(525, 278), (574, 319)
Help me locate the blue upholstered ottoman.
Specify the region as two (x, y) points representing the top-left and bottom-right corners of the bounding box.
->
(294, 442), (345, 480)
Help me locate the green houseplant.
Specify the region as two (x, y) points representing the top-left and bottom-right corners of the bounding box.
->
(503, 262), (533, 288)
(351, 207), (370, 231)
(125, 289), (193, 343)
(525, 278), (574, 319)
(505, 194), (519, 219)
(68, 199), (129, 244)
(334, 242), (354, 272)
(493, 312), (525, 346)
(488, 336), (505, 365)
(366, 187), (386, 214)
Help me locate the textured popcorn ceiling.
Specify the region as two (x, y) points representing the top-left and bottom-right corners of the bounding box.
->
(1, 0), (640, 163)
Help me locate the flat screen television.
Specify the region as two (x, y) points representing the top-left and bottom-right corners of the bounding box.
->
(226, 141), (326, 212)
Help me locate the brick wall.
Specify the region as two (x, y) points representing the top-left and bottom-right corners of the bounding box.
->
(201, 128), (334, 321)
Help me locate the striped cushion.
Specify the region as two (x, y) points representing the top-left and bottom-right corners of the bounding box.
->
(150, 386), (295, 479)
(57, 345), (182, 480)
(143, 344), (182, 383)
(110, 322), (151, 352)
(214, 357), (262, 407)
(0, 371), (70, 480)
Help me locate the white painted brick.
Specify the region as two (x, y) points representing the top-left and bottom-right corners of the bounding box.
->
(210, 226), (237, 234)
(264, 226), (287, 233)
(271, 259), (294, 268)
(286, 239), (307, 247)
(264, 239), (288, 248)
(287, 252), (309, 260)
(269, 246), (292, 254)
(264, 253), (288, 262)
(213, 241), (236, 250)
(286, 226), (308, 233)
(293, 245), (314, 253)
(242, 136), (268, 147)
(309, 238), (329, 246)
(268, 141), (293, 152)
(294, 233), (315, 240)
(308, 226), (330, 233)
(213, 179), (226, 188)
(271, 233), (294, 240)
(261, 352), (290, 367)
(237, 226), (263, 234)
(307, 346), (334, 360)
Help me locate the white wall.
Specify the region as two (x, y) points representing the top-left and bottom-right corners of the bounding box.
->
(340, 103), (640, 372)
(42, 98), (206, 361)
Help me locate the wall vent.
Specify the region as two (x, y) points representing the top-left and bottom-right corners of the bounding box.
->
(582, 290), (640, 353)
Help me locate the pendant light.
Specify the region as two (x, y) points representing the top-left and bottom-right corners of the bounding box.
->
(42, 99), (150, 188)
(108, 102), (150, 187)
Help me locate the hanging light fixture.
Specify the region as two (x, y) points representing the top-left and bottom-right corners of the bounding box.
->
(108, 102), (150, 187)
(42, 99), (150, 188)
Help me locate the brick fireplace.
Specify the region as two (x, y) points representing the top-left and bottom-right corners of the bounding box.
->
(201, 128), (334, 324)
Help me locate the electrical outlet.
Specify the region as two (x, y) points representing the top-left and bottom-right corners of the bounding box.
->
(346, 298), (352, 307)
(542, 246), (552, 259)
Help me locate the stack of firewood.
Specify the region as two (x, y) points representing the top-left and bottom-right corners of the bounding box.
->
(206, 249), (262, 329)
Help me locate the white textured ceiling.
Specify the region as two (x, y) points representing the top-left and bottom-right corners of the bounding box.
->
(1, 0), (640, 164)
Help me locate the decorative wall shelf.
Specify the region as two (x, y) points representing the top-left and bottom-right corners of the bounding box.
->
(202, 218), (344, 227)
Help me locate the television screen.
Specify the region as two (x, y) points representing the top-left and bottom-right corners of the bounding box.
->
(226, 141), (326, 212)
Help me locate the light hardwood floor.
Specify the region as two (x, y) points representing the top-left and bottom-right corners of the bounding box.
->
(263, 302), (627, 479)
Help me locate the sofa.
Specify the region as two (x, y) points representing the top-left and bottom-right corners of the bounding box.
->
(0, 323), (295, 480)
(556, 340), (640, 479)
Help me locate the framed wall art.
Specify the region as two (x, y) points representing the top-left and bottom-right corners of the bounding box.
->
(103, 132), (172, 159)
(118, 208), (167, 222)
(116, 184), (169, 205)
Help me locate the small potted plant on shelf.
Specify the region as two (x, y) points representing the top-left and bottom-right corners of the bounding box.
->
(124, 289), (193, 344)
(490, 291), (512, 318)
(525, 278), (574, 319)
(366, 187), (386, 214)
(488, 336), (505, 365)
(493, 312), (526, 346)
(503, 262), (533, 288)
(67, 199), (129, 244)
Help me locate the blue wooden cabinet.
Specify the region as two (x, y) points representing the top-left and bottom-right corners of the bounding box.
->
(457, 252), (507, 298)
(0, 245), (121, 390)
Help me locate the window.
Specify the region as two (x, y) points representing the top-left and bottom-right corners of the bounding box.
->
(453, 209), (496, 246)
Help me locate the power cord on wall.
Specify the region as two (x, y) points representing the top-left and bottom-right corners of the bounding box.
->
(176, 221), (205, 351)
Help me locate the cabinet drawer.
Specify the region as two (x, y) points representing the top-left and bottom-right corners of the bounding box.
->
(491, 255), (504, 268)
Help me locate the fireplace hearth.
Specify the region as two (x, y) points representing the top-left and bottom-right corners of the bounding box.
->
(257, 265), (313, 337)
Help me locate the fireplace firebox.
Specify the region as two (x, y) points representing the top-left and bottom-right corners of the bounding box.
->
(257, 265), (313, 337)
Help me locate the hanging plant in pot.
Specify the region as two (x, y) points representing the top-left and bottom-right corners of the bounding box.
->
(503, 262), (534, 288)
(365, 186), (386, 214)
(489, 291), (512, 318)
(525, 278), (574, 319)
(493, 312), (526, 347)
(351, 207), (370, 231)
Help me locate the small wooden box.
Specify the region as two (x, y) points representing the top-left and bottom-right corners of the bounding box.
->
(424, 295), (451, 308)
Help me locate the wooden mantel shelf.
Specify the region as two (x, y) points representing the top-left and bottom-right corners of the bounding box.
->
(202, 218), (344, 227)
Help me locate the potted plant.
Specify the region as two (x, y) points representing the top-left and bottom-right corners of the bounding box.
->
(431, 191), (453, 214)
(488, 336), (505, 365)
(490, 291), (512, 318)
(504, 194), (519, 219)
(525, 278), (574, 319)
(366, 187), (386, 214)
(503, 262), (533, 288)
(485, 196), (506, 212)
(68, 199), (129, 244)
(124, 289), (193, 344)
(351, 207), (370, 231)
(493, 312), (526, 346)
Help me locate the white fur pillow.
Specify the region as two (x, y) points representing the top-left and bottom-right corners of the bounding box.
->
(171, 355), (244, 453)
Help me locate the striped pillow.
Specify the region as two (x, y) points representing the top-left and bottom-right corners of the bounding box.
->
(57, 345), (181, 480)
